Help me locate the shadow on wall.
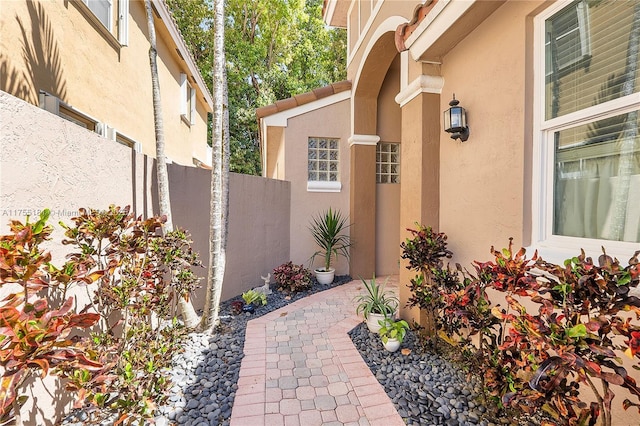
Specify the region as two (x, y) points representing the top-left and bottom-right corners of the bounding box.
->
(22, 373), (74, 426)
(0, 54), (30, 101)
(2, 1), (68, 104)
(164, 164), (292, 306)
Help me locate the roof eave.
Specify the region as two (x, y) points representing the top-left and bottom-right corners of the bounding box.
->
(152, 0), (214, 110)
(323, 0), (348, 28)
(396, 0), (505, 62)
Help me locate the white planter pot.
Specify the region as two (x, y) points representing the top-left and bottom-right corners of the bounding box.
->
(366, 313), (388, 334)
(383, 338), (401, 352)
(314, 268), (335, 285)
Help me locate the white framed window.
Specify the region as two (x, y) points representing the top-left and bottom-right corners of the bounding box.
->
(118, 0), (129, 45)
(376, 142), (400, 184)
(544, 0), (591, 78)
(39, 91), (99, 132)
(307, 137), (341, 192)
(180, 73), (196, 126)
(83, 0), (113, 31)
(533, 1), (640, 260)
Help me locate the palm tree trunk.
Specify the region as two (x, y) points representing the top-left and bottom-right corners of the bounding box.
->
(145, 0), (200, 329)
(144, 0), (172, 231)
(200, 0), (227, 332)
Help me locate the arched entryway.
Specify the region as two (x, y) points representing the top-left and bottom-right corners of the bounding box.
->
(349, 30), (401, 279)
(375, 55), (401, 276)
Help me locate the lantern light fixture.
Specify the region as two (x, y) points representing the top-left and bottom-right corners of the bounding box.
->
(443, 94), (469, 142)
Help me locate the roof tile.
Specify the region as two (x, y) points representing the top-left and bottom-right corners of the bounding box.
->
(395, 0), (438, 52)
(256, 80), (351, 119)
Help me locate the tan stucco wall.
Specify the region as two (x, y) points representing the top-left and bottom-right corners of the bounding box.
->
(377, 55), (401, 143)
(0, 89), (155, 426)
(346, 1), (417, 80)
(335, 1), (640, 423)
(266, 125), (286, 180)
(438, 0), (539, 269)
(376, 184), (400, 275)
(168, 166), (291, 306)
(376, 54), (401, 276)
(0, 0), (210, 166)
(350, 142), (377, 278)
(1, 88), (290, 305)
(0, 92), (155, 246)
(398, 92), (441, 324)
(0, 91), (291, 424)
(283, 99), (352, 275)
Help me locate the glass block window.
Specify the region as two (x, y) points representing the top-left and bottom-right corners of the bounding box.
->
(376, 143), (400, 183)
(308, 137), (339, 182)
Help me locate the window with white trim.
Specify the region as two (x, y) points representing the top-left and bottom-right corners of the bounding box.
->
(180, 73), (196, 126)
(376, 142), (400, 184)
(307, 137), (341, 192)
(118, 0), (129, 45)
(545, 0), (591, 79)
(83, 0), (113, 31)
(534, 1), (640, 252)
(39, 91), (99, 132)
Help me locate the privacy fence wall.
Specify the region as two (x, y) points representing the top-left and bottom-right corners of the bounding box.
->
(0, 90), (290, 424)
(1, 90), (291, 302)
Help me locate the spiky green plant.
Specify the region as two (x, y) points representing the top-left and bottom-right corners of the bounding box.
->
(309, 208), (351, 271)
(354, 276), (398, 319)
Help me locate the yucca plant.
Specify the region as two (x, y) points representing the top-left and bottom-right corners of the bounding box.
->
(309, 208), (351, 272)
(354, 276), (399, 319)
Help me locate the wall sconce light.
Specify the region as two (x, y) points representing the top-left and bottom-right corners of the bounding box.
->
(443, 94), (469, 142)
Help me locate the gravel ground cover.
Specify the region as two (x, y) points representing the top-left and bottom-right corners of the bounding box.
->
(348, 323), (489, 426)
(61, 275), (352, 426)
(61, 276), (541, 426)
(349, 324), (547, 426)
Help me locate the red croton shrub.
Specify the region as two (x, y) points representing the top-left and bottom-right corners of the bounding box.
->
(0, 210), (102, 424)
(0, 206), (201, 425)
(474, 246), (640, 425)
(404, 226), (640, 426)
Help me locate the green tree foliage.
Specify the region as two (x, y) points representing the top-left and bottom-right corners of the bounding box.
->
(166, 0), (347, 175)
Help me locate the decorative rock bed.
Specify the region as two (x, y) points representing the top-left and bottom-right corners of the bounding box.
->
(349, 323), (489, 426)
(61, 276), (352, 426)
(62, 277), (540, 426)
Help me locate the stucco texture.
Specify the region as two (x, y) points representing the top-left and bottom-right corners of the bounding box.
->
(283, 99), (352, 275)
(0, 0), (210, 166)
(1, 91), (291, 424)
(439, 0), (535, 269)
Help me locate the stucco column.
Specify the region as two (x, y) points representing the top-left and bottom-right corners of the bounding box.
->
(396, 76), (443, 325)
(348, 134), (379, 280)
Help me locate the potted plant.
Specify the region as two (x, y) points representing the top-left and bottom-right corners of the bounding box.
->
(354, 276), (399, 334)
(309, 208), (351, 284)
(378, 319), (409, 352)
(242, 289), (266, 313)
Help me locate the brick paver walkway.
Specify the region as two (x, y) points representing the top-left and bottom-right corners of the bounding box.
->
(229, 276), (404, 426)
